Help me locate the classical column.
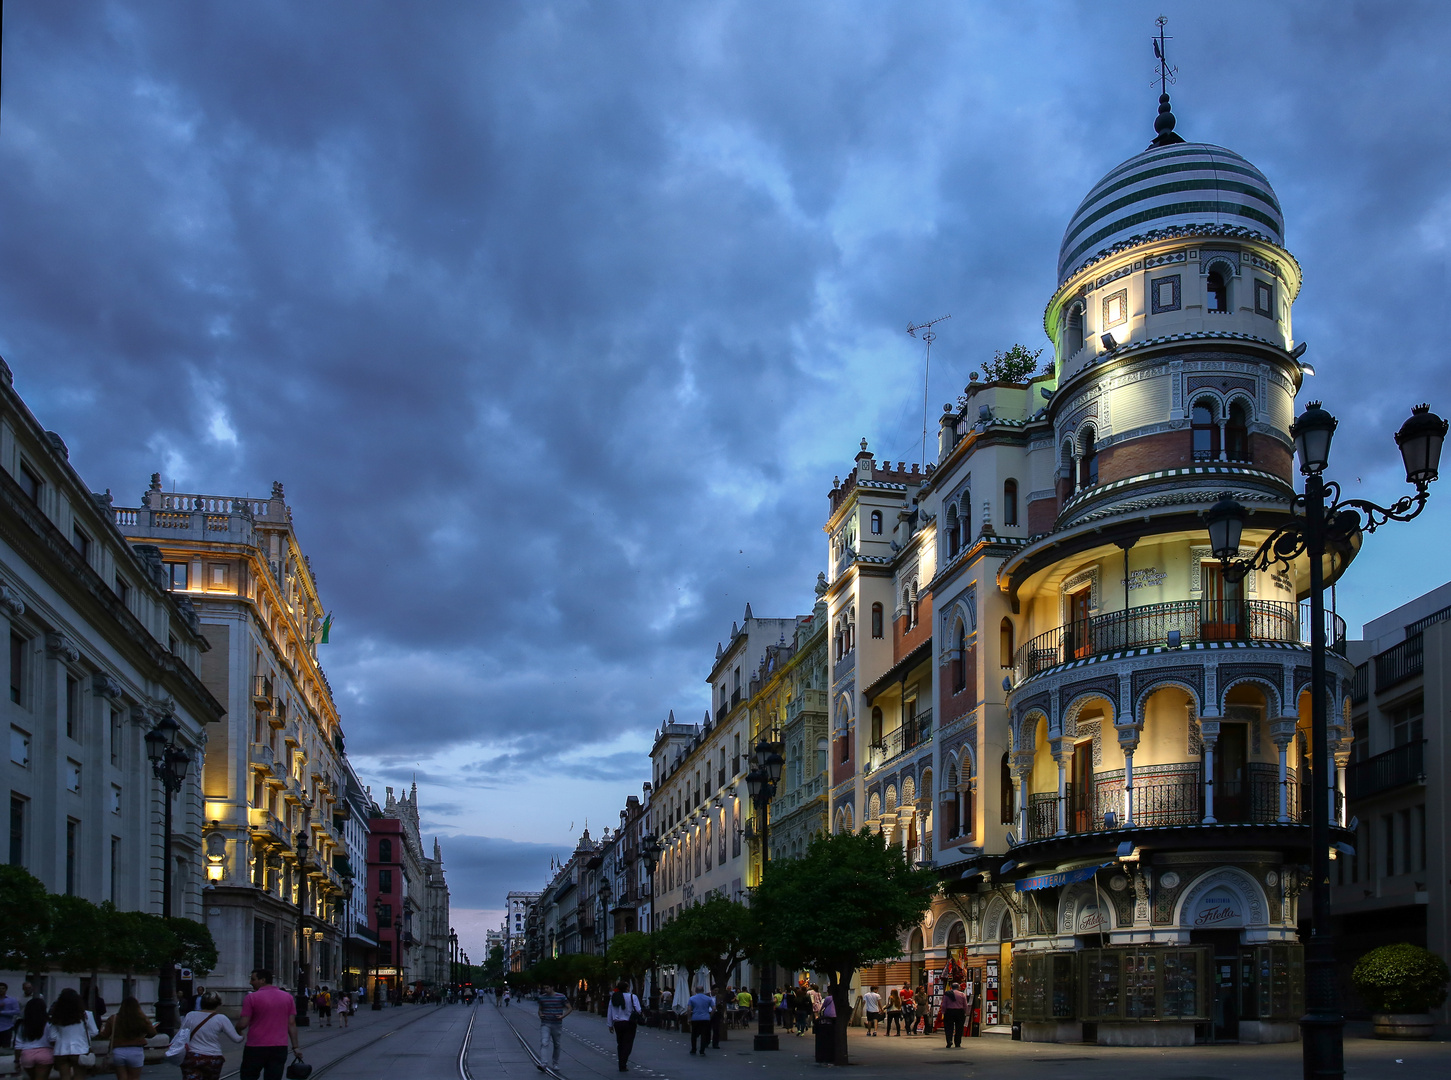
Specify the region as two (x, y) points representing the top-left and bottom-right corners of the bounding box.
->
(1271, 719), (1297, 823)
(1118, 727), (1141, 827)
(1012, 754), (1033, 842)
(1334, 753), (1350, 827)
(1200, 719), (1220, 824)
(1051, 738), (1073, 836)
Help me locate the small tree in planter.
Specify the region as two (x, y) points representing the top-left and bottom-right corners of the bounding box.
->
(1352, 943), (1450, 1039)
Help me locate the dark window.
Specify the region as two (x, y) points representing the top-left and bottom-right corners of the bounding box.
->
(9, 634), (23, 705)
(1191, 403), (1219, 461)
(1383, 813), (1395, 877)
(946, 506), (960, 558)
(115, 576), (131, 607)
(871, 707), (884, 745)
(869, 510), (882, 535)
(9, 796), (23, 866)
(1079, 429), (1098, 487)
(1000, 618), (1015, 667)
(1062, 442), (1076, 496)
(1063, 304), (1085, 356)
(65, 676), (81, 740)
(871, 603), (883, 639)
(72, 527), (91, 563)
(1391, 701), (1424, 746)
(253, 918), (276, 973)
(379, 838), (393, 863)
(1207, 269), (1229, 312)
(1003, 480), (1018, 527)
(953, 623), (967, 694)
(164, 562), (189, 590)
(17, 463), (41, 503)
(379, 867), (393, 893)
(838, 736), (848, 763)
(110, 709), (122, 767)
(110, 836), (120, 904)
(66, 819), (78, 895)
(1000, 753), (1015, 825)
(380, 902), (393, 925)
(1226, 402), (1250, 462)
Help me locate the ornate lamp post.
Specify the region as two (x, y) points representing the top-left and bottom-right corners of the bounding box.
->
(745, 739), (785, 1052)
(294, 828), (312, 1026)
(641, 833), (663, 1012)
(1207, 401), (1445, 1080)
(450, 929), (459, 1001)
(144, 714), (190, 1034)
(394, 914), (404, 1004)
(373, 898), (385, 1010)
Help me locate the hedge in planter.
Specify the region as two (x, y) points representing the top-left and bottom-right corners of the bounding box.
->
(1351, 943), (1449, 1014)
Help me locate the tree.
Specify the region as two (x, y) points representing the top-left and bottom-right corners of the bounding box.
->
(0, 865), (51, 975)
(978, 343), (1043, 384)
(168, 917), (219, 975)
(47, 895), (106, 976)
(752, 830), (937, 1065)
(102, 906), (180, 978)
(605, 931), (656, 993)
(655, 897), (759, 1038)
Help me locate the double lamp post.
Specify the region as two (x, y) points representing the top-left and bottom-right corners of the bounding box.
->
(745, 739), (784, 1053)
(1205, 400), (1445, 1080)
(144, 714), (191, 1035)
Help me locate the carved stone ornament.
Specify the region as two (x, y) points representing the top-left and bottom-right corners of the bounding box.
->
(45, 632), (81, 664)
(0, 585), (25, 618)
(1158, 871), (1181, 890)
(92, 672), (122, 699)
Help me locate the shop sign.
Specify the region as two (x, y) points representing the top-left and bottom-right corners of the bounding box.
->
(1016, 862), (1111, 892)
(1076, 904), (1106, 932)
(1191, 888), (1243, 927)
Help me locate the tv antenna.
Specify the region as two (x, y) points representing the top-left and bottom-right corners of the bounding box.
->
(907, 314), (951, 470)
(1152, 15), (1177, 94)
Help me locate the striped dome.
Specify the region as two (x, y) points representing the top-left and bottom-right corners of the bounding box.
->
(1057, 142), (1283, 285)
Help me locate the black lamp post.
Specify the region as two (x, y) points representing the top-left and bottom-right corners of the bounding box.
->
(294, 829), (311, 1027)
(144, 714), (190, 1034)
(746, 740), (785, 1052)
(373, 898), (385, 1010)
(394, 914), (404, 1004)
(641, 834), (662, 1012)
(450, 929), (459, 1001)
(1209, 401), (1445, 1080)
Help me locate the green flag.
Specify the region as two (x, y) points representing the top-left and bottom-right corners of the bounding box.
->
(320, 613), (333, 644)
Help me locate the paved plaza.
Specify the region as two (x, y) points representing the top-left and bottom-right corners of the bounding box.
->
(112, 999), (1446, 1080)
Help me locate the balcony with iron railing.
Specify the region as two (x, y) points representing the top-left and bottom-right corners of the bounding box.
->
(1022, 764), (1342, 841)
(866, 709), (933, 772)
(1373, 634), (1423, 692)
(1013, 599), (1347, 684)
(776, 773), (827, 812)
(1347, 740), (1425, 801)
(1351, 663), (1369, 705)
(786, 688), (828, 723)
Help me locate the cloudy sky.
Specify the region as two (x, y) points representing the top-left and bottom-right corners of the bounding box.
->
(3, 1), (1450, 951)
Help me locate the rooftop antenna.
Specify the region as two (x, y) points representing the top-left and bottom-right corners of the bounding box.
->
(1149, 16), (1185, 146)
(907, 314), (951, 470)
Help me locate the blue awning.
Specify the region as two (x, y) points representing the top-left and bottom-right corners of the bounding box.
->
(1015, 862), (1112, 892)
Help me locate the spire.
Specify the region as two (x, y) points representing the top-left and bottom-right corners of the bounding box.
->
(1149, 17), (1184, 147)
(1150, 93), (1184, 146)
(743, 602), (753, 621)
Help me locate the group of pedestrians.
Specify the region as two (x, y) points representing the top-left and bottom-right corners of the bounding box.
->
(860, 982), (937, 1036)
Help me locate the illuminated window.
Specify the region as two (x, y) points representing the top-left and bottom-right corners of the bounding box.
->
(869, 510), (882, 535)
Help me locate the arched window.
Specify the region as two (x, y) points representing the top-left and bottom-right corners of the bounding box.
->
(1000, 752), (1015, 824)
(869, 510), (882, 535)
(871, 602), (884, 639)
(1062, 441), (1076, 496)
(1079, 428), (1098, 487)
(846, 607), (856, 652)
(1003, 479), (1018, 527)
(952, 620), (966, 693)
(871, 707), (884, 745)
(1063, 302), (1085, 357)
(909, 582), (920, 628)
(1191, 401), (1219, 461)
(379, 839), (392, 863)
(1227, 401), (1250, 462)
(1207, 268), (1229, 313)
(1000, 617), (1015, 667)
(946, 505), (960, 558)
(816, 737), (828, 775)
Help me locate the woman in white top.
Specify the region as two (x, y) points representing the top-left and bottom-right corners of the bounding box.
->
(47, 988), (98, 1080)
(12, 999), (57, 1080)
(605, 981), (642, 1073)
(178, 992), (243, 1080)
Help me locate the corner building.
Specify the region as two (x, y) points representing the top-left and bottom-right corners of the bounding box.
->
(835, 100), (1357, 1045)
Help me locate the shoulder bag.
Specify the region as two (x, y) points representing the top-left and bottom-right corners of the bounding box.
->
(166, 1011), (219, 1061)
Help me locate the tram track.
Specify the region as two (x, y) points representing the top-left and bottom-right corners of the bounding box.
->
(216, 1002), (448, 1080)
(492, 1000), (568, 1080)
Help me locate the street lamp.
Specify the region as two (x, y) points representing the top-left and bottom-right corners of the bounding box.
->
(294, 829), (312, 1027)
(373, 898), (385, 1010)
(144, 714), (190, 1034)
(641, 833), (663, 1012)
(394, 914), (404, 1005)
(746, 739), (785, 1052)
(450, 929), (459, 1001)
(1209, 401), (1445, 1080)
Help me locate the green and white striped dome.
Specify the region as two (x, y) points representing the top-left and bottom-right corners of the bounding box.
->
(1057, 141), (1283, 286)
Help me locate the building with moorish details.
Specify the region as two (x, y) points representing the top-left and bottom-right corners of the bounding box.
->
(831, 92), (1356, 1045)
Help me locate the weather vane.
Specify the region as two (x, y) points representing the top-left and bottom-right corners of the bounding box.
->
(907, 314), (951, 472)
(1152, 15), (1177, 94)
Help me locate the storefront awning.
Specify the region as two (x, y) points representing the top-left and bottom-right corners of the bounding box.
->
(1015, 862), (1111, 892)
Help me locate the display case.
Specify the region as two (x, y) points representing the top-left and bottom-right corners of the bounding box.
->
(1012, 952), (1075, 1021)
(1079, 947), (1210, 1022)
(1246, 944), (1303, 1021)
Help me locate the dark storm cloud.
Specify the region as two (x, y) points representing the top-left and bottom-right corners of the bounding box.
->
(3, 1), (1451, 879)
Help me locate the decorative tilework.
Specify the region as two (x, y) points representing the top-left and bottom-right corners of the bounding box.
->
(1102, 288), (1129, 329)
(1150, 274), (1181, 314)
(1255, 278), (1275, 317)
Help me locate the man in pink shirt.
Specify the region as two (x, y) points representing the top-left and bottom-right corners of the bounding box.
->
(235, 969), (302, 1080)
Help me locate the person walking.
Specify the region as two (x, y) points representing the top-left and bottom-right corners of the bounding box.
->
(860, 986), (881, 1036)
(913, 985), (929, 1035)
(316, 987), (332, 1028)
(12, 999), (55, 1080)
(338, 992), (352, 1029)
(884, 988), (903, 1036)
(605, 981), (641, 1072)
(940, 981), (967, 1048)
(900, 984), (915, 1035)
(47, 988), (97, 1080)
(0, 983), (19, 1049)
(793, 986), (812, 1036)
(177, 991), (243, 1080)
(686, 986), (714, 1056)
(235, 969), (303, 1080)
(98, 996), (155, 1080)
(813, 986), (836, 1065)
(535, 982), (571, 1071)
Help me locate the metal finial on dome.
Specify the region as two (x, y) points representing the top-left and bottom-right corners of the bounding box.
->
(1149, 17), (1184, 146)
(1151, 93), (1184, 146)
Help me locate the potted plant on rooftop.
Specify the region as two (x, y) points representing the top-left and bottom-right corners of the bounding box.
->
(1352, 943), (1449, 1039)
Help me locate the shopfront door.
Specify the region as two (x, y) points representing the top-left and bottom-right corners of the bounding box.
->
(1192, 929), (1241, 1041)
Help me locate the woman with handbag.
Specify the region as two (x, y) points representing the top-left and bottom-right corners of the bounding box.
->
(47, 989), (98, 1080)
(605, 981), (642, 1072)
(97, 998), (155, 1080)
(175, 992), (243, 1080)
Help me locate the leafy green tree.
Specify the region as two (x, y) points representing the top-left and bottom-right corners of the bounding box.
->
(655, 896), (759, 1037)
(978, 343), (1044, 384)
(48, 895), (106, 976)
(752, 830), (937, 1065)
(168, 917), (219, 975)
(605, 931), (656, 992)
(102, 906), (181, 977)
(482, 945), (508, 987)
(0, 865), (51, 975)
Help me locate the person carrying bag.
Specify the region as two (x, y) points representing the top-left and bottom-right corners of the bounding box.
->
(605, 982), (641, 1072)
